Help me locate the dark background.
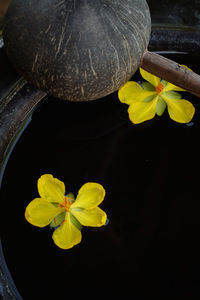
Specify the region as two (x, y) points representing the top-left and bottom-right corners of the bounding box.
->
(1, 1), (200, 300)
(1, 57), (200, 299)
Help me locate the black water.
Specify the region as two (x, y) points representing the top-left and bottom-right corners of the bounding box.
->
(1, 55), (200, 299)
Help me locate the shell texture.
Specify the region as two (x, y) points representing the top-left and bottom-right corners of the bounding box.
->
(3, 0), (151, 101)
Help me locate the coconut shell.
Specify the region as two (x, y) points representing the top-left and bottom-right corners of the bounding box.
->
(3, 0), (151, 101)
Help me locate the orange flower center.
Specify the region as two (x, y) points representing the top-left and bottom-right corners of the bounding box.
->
(58, 197), (71, 212)
(156, 82), (164, 94)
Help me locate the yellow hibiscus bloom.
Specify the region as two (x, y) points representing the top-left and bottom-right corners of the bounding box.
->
(118, 67), (195, 124)
(25, 174), (107, 250)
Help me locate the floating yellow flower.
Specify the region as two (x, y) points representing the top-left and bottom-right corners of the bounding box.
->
(118, 67), (195, 124)
(25, 174), (107, 250)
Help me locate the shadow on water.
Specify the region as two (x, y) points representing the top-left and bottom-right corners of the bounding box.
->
(1, 53), (200, 299)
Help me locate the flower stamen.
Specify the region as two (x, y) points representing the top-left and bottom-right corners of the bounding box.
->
(58, 197), (71, 212)
(156, 82), (164, 94)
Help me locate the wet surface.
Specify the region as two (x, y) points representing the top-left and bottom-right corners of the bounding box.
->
(1, 54), (200, 299)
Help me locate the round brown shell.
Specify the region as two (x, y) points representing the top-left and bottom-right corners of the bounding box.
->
(3, 0), (151, 101)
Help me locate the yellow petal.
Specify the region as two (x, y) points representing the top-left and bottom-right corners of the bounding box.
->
(52, 212), (82, 249)
(140, 68), (160, 87)
(128, 97), (157, 124)
(118, 81), (156, 105)
(181, 64), (193, 72)
(162, 95), (195, 123)
(71, 183), (105, 210)
(38, 174), (65, 203)
(71, 207), (107, 227)
(163, 82), (185, 92)
(25, 198), (64, 227)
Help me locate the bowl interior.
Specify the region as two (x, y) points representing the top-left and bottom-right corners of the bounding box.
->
(1, 52), (200, 299)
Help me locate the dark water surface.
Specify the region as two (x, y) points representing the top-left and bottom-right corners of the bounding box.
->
(1, 55), (200, 299)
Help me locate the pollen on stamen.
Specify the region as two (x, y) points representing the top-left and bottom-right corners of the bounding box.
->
(65, 197), (71, 212)
(156, 82), (164, 94)
(58, 197), (71, 212)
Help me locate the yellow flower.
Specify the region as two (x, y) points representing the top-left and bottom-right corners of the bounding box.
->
(25, 174), (107, 250)
(118, 67), (195, 124)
